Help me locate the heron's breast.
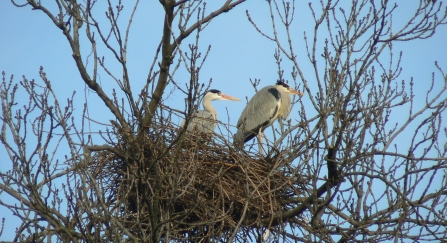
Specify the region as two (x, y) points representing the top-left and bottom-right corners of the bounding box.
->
(269, 99), (282, 122)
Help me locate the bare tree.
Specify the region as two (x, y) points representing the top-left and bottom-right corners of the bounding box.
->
(1, 0), (446, 242)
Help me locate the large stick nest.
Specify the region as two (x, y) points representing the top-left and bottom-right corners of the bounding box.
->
(91, 122), (308, 239)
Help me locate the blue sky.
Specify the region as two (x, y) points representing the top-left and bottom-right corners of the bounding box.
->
(1, 0), (447, 241)
(1, 1), (446, 129)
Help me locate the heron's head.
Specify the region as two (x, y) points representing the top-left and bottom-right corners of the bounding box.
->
(206, 89), (240, 101)
(275, 81), (303, 95)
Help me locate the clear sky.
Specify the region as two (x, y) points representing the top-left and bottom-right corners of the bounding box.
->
(1, 0), (446, 241)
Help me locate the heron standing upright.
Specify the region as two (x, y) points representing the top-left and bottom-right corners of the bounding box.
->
(233, 81), (303, 154)
(181, 89), (240, 135)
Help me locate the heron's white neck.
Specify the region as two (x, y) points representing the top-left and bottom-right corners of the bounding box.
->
(203, 96), (217, 120)
(277, 87), (291, 120)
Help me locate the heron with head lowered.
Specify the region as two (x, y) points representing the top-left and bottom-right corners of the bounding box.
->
(181, 89), (240, 135)
(233, 81), (303, 154)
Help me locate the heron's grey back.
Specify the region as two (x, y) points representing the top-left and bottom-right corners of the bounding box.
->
(182, 110), (217, 134)
(233, 86), (280, 144)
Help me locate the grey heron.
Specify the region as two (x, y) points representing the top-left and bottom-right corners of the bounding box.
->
(181, 89), (240, 135)
(233, 81), (303, 154)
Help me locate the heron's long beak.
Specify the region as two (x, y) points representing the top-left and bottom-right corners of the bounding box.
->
(290, 89), (304, 96)
(221, 94), (240, 101)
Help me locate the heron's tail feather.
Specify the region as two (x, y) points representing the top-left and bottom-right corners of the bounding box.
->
(233, 130), (245, 149)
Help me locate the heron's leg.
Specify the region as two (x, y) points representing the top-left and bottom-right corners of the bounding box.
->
(257, 127), (265, 156)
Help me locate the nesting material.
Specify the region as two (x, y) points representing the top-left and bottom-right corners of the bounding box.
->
(90, 124), (307, 239)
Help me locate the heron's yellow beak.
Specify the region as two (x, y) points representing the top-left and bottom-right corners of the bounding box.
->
(221, 94), (240, 101)
(289, 89), (304, 96)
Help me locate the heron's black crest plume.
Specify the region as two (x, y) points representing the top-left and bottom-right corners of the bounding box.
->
(207, 89), (221, 94)
(276, 81), (289, 88)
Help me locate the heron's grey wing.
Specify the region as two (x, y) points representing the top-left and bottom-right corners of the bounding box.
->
(234, 86), (280, 144)
(187, 110), (216, 134)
